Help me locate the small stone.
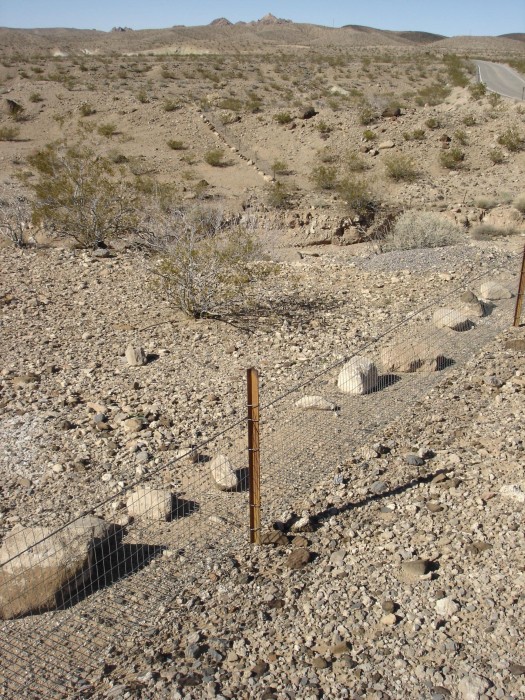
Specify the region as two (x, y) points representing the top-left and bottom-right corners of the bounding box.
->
(261, 531), (289, 546)
(381, 613), (397, 626)
(458, 674), (490, 700)
(371, 480), (387, 495)
(337, 356), (378, 395)
(435, 596), (459, 617)
(311, 656), (329, 669)
(251, 660), (269, 677)
(126, 486), (172, 521)
(122, 417), (144, 433)
(295, 395), (336, 411)
(12, 373), (40, 388)
(330, 641), (351, 656)
(499, 484), (525, 503)
(508, 663), (525, 675)
(400, 559), (429, 580)
(381, 600), (396, 613)
(406, 454), (424, 466)
(291, 515), (313, 533)
(286, 548), (311, 570)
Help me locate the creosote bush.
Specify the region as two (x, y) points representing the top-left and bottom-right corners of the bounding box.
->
(143, 208), (270, 319)
(383, 153), (417, 181)
(204, 149), (226, 167)
(439, 148), (465, 170)
(381, 210), (461, 251)
(310, 164), (338, 190)
(337, 177), (376, 217)
(0, 196), (31, 247)
(0, 125), (20, 141)
(497, 127), (524, 152)
(27, 142), (139, 247)
(167, 139), (185, 150)
(274, 112), (293, 125)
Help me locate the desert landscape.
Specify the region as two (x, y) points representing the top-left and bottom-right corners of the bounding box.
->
(1, 13), (525, 700)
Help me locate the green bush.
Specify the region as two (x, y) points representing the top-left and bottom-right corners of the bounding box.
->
(266, 181), (291, 209)
(380, 210), (461, 251)
(463, 115), (476, 126)
(163, 99), (180, 112)
(0, 125), (20, 141)
(97, 122), (118, 138)
(27, 142), (139, 247)
(274, 112), (293, 125)
(145, 208), (268, 319)
(337, 177), (376, 217)
(346, 152), (368, 172)
(469, 82), (486, 100)
(362, 129), (376, 142)
(498, 127), (524, 152)
(454, 129), (469, 145)
(439, 147), (465, 170)
(489, 148), (505, 164)
(271, 159), (288, 177)
(29, 92), (43, 103)
(403, 129), (425, 141)
(204, 149), (226, 167)
(167, 139), (185, 150)
(425, 117), (440, 130)
(383, 153), (417, 181)
(310, 164), (338, 190)
(358, 104), (377, 125)
(79, 103), (96, 117)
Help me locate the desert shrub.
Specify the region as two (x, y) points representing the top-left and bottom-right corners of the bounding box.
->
(218, 97), (243, 111)
(471, 224), (516, 240)
(142, 208), (268, 319)
(271, 159), (288, 177)
(489, 148), (505, 164)
(454, 129), (469, 145)
(310, 164), (338, 190)
(97, 122), (118, 138)
(79, 103), (96, 117)
(403, 129), (425, 141)
(27, 142), (139, 247)
(0, 125), (20, 141)
(316, 120), (332, 134)
(439, 148), (465, 170)
(469, 82), (486, 100)
(513, 195), (525, 214)
(383, 153), (417, 181)
(346, 152), (368, 172)
(337, 177), (376, 217)
(163, 99), (180, 112)
(488, 92), (501, 107)
(474, 196), (498, 210)
(318, 147), (337, 163)
(167, 139), (185, 150)
(463, 114), (476, 126)
(137, 90), (149, 103)
(415, 84), (451, 106)
(381, 210), (461, 251)
(425, 117), (440, 130)
(0, 196), (31, 247)
(274, 112), (293, 125)
(497, 127), (524, 152)
(443, 54), (469, 87)
(362, 129), (376, 142)
(204, 149), (225, 167)
(358, 104), (377, 125)
(107, 150), (128, 164)
(266, 181), (291, 209)
(29, 92), (43, 103)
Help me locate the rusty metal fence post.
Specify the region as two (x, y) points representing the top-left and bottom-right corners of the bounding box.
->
(513, 245), (525, 327)
(247, 368), (261, 544)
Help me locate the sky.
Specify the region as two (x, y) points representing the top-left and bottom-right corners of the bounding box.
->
(0, 0), (523, 37)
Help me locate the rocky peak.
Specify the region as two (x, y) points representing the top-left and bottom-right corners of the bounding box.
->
(256, 13), (291, 25)
(209, 17), (233, 27)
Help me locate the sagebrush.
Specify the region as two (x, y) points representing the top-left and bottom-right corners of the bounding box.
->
(380, 210), (461, 251)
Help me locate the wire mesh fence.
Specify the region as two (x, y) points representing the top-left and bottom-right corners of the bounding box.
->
(0, 251), (521, 698)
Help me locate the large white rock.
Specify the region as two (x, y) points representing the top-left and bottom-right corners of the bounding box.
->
(381, 339), (447, 373)
(0, 516), (110, 619)
(458, 674), (490, 700)
(433, 308), (473, 331)
(126, 486), (172, 521)
(337, 356), (378, 395)
(295, 395), (336, 411)
(125, 343), (147, 366)
(209, 454), (238, 491)
(479, 281), (513, 300)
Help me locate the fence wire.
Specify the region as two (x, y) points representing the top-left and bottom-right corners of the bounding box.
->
(0, 252), (521, 698)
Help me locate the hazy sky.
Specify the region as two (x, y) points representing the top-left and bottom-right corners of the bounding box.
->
(0, 0), (523, 36)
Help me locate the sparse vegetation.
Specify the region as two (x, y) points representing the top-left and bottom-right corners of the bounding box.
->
(425, 117), (440, 130)
(0, 126), (20, 141)
(274, 112), (293, 125)
(383, 153), (417, 181)
(489, 148), (505, 164)
(469, 82), (486, 100)
(362, 129), (376, 142)
(513, 195), (525, 214)
(381, 210), (461, 251)
(310, 164), (338, 190)
(79, 103), (96, 117)
(471, 224), (516, 240)
(204, 149), (226, 167)
(439, 147), (465, 170)
(0, 196), (31, 247)
(497, 127), (524, 152)
(97, 122), (118, 138)
(337, 177), (376, 217)
(27, 142), (139, 247)
(167, 139), (185, 150)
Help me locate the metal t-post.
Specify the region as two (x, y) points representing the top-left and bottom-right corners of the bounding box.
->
(247, 368), (261, 544)
(513, 245), (525, 327)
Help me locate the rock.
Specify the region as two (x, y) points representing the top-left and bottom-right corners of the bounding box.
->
(479, 281), (513, 300)
(125, 344), (147, 367)
(460, 290), (485, 317)
(261, 531), (289, 546)
(378, 140), (395, 149)
(286, 548), (311, 569)
(381, 600), (396, 613)
(381, 339), (448, 373)
(126, 486), (172, 521)
(330, 85), (349, 96)
(433, 308), (473, 331)
(381, 613), (397, 625)
(0, 516), (111, 619)
(294, 395), (336, 411)
(508, 663), (525, 675)
(458, 674), (490, 700)
(209, 454), (238, 491)
(337, 356), (378, 394)
(499, 483), (525, 503)
(405, 454), (425, 466)
(400, 559), (429, 580)
(435, 596), (459, 617)
(371, 480), (387, 494)
(12, 373), (40, 388)
(122, 417), (144, 433)
(291, 516), (313, 533)
(299, 106), (317, 119)
(504, 338), (525, 351)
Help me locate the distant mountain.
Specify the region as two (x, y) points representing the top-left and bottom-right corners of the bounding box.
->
(209, 18), (233, 27)
(500, 33), (525, 42)
(342, 24), (446, 44)
(252, 13), (292, 25)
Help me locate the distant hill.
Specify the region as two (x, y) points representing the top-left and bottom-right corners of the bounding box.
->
(500, 33), (525, 43)
(343, 24), (445, 44)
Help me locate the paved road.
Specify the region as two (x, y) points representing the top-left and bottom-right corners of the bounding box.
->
(474, 60), (525, 101)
